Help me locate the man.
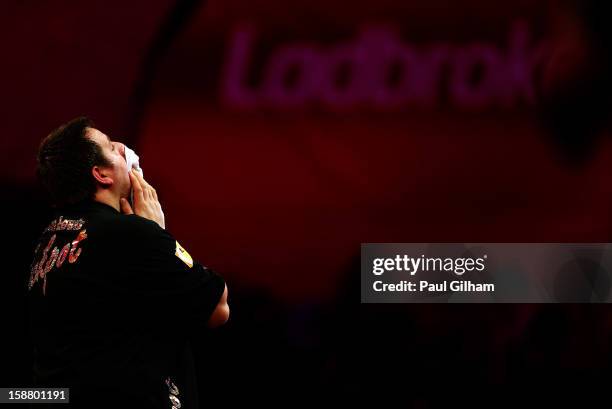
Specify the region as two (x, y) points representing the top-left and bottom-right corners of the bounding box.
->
(29, 117), (229, 408)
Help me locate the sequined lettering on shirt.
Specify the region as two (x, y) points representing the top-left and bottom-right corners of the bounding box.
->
(29, 223), (88, 295)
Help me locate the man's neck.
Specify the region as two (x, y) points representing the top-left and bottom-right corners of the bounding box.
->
(93, 191), (120, 212)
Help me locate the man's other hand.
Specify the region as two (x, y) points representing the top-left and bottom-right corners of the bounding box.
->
(120, 170), (166, 229)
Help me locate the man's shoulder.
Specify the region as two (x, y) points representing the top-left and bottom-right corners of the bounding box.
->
(88, 214), (175, 261)
(103, 214), (164, 234)
(89, 212), (166, 240)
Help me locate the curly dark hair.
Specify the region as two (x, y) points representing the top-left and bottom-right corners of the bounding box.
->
(36, 117), (111, 207)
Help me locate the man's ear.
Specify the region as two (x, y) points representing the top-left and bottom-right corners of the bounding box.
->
(92, 166), (114, 187)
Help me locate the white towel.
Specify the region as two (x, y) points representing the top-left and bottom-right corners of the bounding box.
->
(125, 146), (143, 177)
(125, 146), (143, 205)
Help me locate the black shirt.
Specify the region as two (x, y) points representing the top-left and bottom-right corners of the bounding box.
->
(28, 200), (225, 408)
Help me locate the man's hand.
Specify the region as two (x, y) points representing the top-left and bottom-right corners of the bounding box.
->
(208, 284), (230, 328)
(120, 170), (166, 229)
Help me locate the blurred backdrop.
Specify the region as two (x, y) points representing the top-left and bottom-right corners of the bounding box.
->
(4, 0), (612, 404)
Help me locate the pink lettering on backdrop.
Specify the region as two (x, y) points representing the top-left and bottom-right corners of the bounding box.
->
(222, 21), (547, 111)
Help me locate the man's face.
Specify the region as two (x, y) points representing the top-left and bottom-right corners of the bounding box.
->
(86, 127), (131, 198)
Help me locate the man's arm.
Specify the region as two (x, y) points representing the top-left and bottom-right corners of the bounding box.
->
(119, 169), (229, 329)
(208, 284), (229, 328)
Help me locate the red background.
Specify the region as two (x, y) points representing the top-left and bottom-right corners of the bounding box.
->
(3, 0), (612, 401)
